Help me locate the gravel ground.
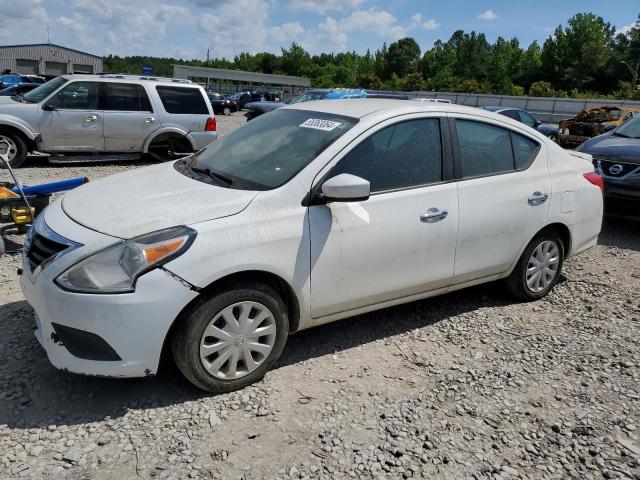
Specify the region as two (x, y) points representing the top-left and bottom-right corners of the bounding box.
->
(1, 112), (639, 480)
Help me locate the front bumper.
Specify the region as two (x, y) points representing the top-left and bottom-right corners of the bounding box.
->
(188, 131), (217, 151)
(604, 178), (640, 217)
(20, 201), (198, 378)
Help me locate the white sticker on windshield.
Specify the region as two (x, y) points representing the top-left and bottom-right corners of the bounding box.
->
(300, 118), (342, 131)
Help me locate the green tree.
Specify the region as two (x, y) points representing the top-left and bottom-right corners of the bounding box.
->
(386, 37), (421, 77)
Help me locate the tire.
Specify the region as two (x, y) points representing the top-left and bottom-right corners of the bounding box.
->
(0, 130), (27, 168)
(171, 282), (289, 393)
(506, 230), (565, 301)
(146, 136), (193, 162)
(223, 107), (231, 116)
(547, 134), (558, 143)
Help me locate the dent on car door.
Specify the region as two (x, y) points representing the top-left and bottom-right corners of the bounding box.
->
(308, 116), (459, 319)
(450, 116), (550, 283)
(38, 81), (104, 151)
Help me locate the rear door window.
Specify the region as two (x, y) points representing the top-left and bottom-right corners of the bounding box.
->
(105, 83), (152, 112)
(156, 86), (208, 114)
(455, 119), (540, 177)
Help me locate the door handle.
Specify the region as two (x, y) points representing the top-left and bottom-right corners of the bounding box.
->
(528, 192), (549, 206)
(144, 116), (155, 123)
(420, 208), (448, 223)
(84, 115), (97, 123)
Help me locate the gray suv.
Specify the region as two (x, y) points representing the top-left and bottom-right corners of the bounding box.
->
(0, 74), (217, 167)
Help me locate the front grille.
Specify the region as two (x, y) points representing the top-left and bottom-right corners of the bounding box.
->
(26, 233), (68, 271)
(594, 158), (640, 178)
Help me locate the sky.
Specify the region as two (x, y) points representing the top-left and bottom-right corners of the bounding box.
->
(0, 0), (638, 60)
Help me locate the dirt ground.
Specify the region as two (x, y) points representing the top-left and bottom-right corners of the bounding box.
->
(1, 112), (639, 480)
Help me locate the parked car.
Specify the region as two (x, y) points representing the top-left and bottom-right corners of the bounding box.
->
(559, 106), (640, 148)
(0, 83), (39, 96)
(207, 92), (239, 116)
(0, 74), (44, 89)
(0, 74), (217, 167)
(575, 115), (640, 217)
(482, 106), (560, 142)
(20, 99), (603, 392)
(244, 88), (366, 121)
(228, 91), (277, 109)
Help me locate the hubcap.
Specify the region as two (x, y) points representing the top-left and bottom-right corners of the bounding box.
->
(0, 136), (17, 161)
(224, 107), (231, 116)
(526, 240), (560, 293)
(199, 301), (277, 380)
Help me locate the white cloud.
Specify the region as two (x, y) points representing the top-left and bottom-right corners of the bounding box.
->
(618, 21), (639, 36)
(287, 0), (363, 14)
(411, 13), (439, 31)
(477, 9), (498, 21)
(271, 21), (305, 42)
(340, 9), (405, 38)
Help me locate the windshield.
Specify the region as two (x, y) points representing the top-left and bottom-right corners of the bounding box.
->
(23, 77), (68, 103)
(615, 116), (640, 139)
(187, 109), (358, 190)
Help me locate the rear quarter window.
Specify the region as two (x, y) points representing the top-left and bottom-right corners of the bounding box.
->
(156, 86), (208, 114)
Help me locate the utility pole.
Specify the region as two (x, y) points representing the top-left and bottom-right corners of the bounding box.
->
(46, 27), (51, 44)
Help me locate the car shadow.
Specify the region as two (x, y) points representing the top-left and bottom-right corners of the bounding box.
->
(599, 215), (640, 252)
(0, 282), (511, 430)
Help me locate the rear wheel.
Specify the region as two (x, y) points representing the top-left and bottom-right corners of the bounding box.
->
(0, 130), (27, 168)
(146, 135), (193, 162)
(171, 282), (289, 393)
(506, 230), (564, 301)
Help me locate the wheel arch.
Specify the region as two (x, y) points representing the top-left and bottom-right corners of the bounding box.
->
(0, 123), (37, 151)
(159, 269), (301, 370)
(143, 127), (194, 153)
(539, 222), (572, 257)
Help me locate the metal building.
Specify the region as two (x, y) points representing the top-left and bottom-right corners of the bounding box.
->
(0, 44), (103, 77)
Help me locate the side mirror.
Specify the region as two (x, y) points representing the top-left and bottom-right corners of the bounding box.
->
(533, 119), (542, 128)
(42, 103), (55, 111)
(320, 173), (370, 203)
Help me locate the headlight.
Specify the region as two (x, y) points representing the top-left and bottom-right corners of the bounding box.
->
(55, 226), (196, 294)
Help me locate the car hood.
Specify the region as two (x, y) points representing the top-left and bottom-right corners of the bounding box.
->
(580, 132), (640, 164)
(61, 161), (258, 239)
(245, 101), (284, 112)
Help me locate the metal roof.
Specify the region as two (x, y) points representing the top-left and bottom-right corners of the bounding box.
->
(173, 65), (311, 87)
(0, 43), (102, 59)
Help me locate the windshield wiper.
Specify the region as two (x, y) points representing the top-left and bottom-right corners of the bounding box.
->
(613, 131), (631, 138)
(190, 164), (233, 186)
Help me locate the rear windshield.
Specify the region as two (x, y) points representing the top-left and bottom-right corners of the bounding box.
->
(156, 86), (208, 114)
(187, 109), (358, 190)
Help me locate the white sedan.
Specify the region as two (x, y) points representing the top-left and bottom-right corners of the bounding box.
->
(20, 100), (603, 392)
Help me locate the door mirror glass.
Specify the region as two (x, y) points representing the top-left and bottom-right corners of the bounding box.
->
(42, 103), (55, 111)
(321, 173), (370, 203)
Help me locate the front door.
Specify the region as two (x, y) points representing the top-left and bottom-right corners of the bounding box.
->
(450, 115), (551, 283)
(309, 116), (459, 319)
(103, 82), (157, 152)
(38, 81), (104, 151)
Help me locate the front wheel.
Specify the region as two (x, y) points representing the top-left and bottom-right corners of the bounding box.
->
(0, 130), (27, 168)
(171, 282), (289, 393)
(223, 107), (231, 116)
(506, 231), (564, 301)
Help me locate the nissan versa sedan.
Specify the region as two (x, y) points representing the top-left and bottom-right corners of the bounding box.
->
(20, 100), (604, 393)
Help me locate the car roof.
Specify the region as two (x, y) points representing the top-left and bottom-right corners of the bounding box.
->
(60, 74), (201, 88)
(482, 106), (507, 112)
(284, 98), (482, 119)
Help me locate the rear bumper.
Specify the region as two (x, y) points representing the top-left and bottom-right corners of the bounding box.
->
(188, 131), (217, 151)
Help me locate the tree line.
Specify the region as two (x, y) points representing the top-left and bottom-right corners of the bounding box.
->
(104, 12), (640, 100)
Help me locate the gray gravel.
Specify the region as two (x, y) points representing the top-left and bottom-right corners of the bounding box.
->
(1, 112), (640, 479)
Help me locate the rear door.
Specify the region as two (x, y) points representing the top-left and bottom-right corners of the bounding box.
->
(450, 115), (550, 283)
(103, 83), (157, 152)
(38, 81), (104, 151)
(155, 86), (210, 131)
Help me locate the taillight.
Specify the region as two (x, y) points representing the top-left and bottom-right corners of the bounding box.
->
(583, 171), (604, 193)
(205, 117), (216, 132)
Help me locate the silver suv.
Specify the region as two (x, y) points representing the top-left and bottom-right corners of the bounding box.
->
(0, 74), (217, 167)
